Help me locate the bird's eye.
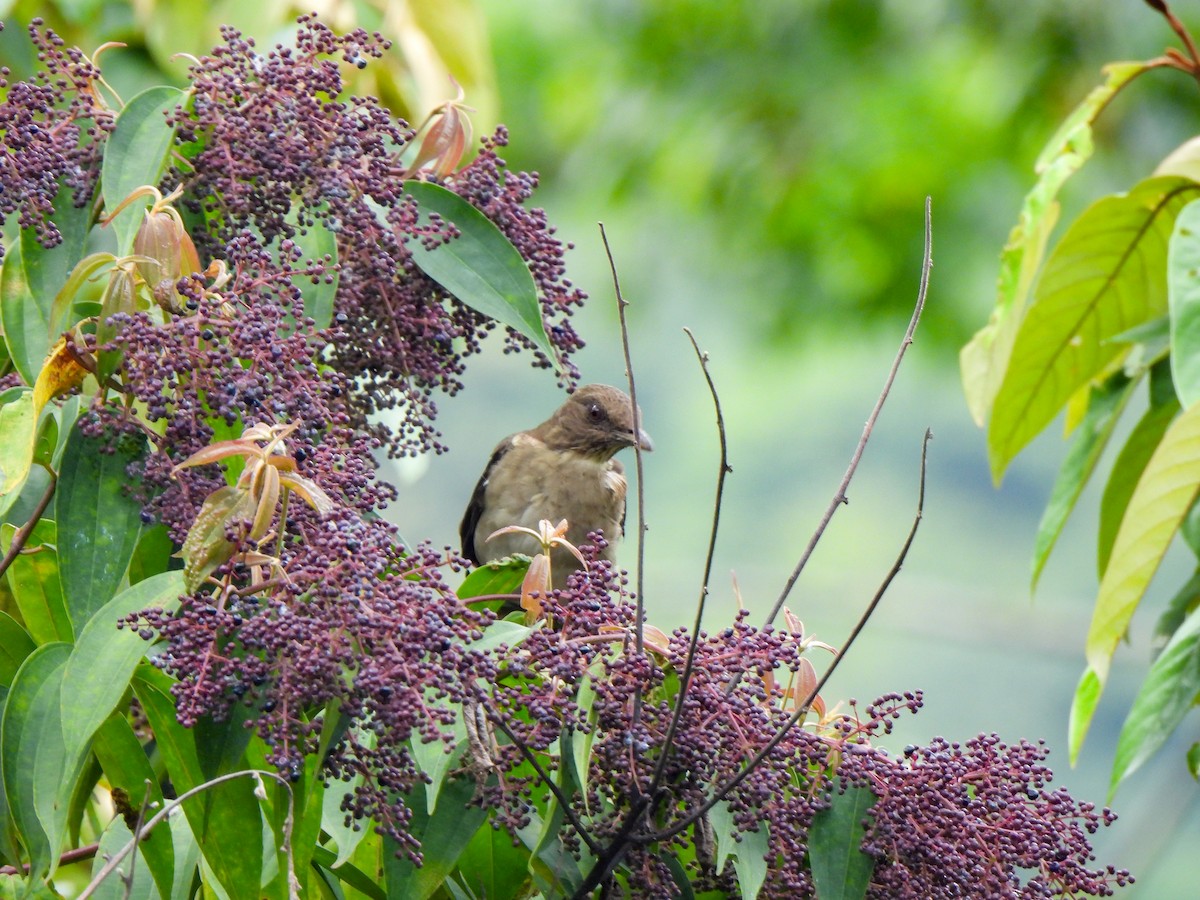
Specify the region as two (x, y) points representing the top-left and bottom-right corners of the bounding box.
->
(588, 403), (605, 422)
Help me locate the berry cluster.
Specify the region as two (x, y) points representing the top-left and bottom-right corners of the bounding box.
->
(170, 17), (584, 455)
(476, 556), (1130, 897)
(0, 19), (112, 258)
(0, 16), (1131, 895)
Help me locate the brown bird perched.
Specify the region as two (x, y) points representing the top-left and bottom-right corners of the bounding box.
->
(459, 384), (652, 587)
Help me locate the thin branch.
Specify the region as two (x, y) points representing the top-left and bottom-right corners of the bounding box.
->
(647, 328), (729, 797)
(598, 222), (650, 795)
(0, 470), (57, 581)
(487, 712), (604, 857)
(120, 783), (155, 900)
(1146, 1), (1200, 81)
(77, 769), (296, 900)
(763, 196), (932, 630)
(646, 426), (933, 844)
(0, 842), (99, 876)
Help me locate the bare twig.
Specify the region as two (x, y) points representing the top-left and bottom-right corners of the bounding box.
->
(598, 222), (650, 798)
(120, 783), (155, 900)
(0, 470), (57, 581)
(763, 196), (932, 629)
(647, 328), (729, 796)
(78, 769), (298, 900)
(1146, 1), (1200, 81)
(645, 426), (933, 844)
(0, 843), (99, 876)
(487, 712), (604, 857)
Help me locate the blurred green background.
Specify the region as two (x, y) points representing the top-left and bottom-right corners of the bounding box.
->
(3, 0), (1198, 893)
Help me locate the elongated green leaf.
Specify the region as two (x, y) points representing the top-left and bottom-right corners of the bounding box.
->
(453, 812), (532, 900)
(310, 845), (387, 900)
(809, 783), (877, 900)
(319, 730), (374, 869)
(102, 87), (187, 254)
(134, 671), (264, 900)
(962, 61), (1151, 426)
(56, 426), (147, 635)
(1110, 603), (1200, 797)
(0, 389), (35, 518)
(457, 558), (526, 600)
(0, 642), (71, 885)
(1069, 666), (1103, 765)
(404, 181), (555, 361)
(1032, 373), (1137, 590)
(1098, 385), (1180, 577)
(1151, 569), (1200, 657)
(2, 519), (73, 645)
(60, 571), (184, 760)
(288, 206), (339, 331)
(1086, 399), (1200, 683)
(0, 614), (34, 688)
(0, 181), (92, 385)
(989, 177), (1200, 481)
(383, 774), (490, 900)
(1073, 398), (1200, 759)
(1168, 199), (1200, 407)
(410, 705), (465, 816)
(91, 712), (176, 900)
(731, 823), (769, 900)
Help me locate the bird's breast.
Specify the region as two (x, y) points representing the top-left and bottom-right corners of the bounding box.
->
(478, 439), (626, 562)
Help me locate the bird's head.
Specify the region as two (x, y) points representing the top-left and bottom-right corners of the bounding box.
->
(544, 384), (653, 460)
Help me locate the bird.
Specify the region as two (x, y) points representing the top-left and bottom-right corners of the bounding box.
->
(459, 384), (652, 588)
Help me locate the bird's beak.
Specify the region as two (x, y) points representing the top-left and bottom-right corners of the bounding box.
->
(635, 428), (654, 452)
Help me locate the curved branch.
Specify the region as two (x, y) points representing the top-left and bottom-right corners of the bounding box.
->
(763, 196), (932, 629)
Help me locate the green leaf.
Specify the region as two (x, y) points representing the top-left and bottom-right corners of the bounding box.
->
(91, 712), (176, 900)
(59, 571), (184, 764)
(1188, 743), (1200, 780)
(0, 614), (34, 688)
(0, 642), (72, 885)
(410, 704), (466, 816)
(2, 519), (73, 645)
(1110, 602), (1200, 797)
(287, 207), (339, 331)
(962, 61), (1150, 426)
(383, 774), (490, 900)
(988, 176), (1200, 482)
(56, 426), (147, 635)
(1031, 373), (1137, 590)
(453, 813), (532, 900)
(809, 783), (877, 900)
(1078, 398), (1200, 757)
(134, 670), (265, 900)
(310, 845), (387, 900)
(1069, 666), (1103, 766)
(1151, 569), (1200, 657)
(319, 731), (374, 869)
(101, 87), (188, 255)
(1098, 374), (1180, 577)
(0, 181), (92, 385)
(457, 558), (527, 600)
(0, 389), (35, 519)
(1170, 198), (1200, 407)
(88, 814), (160, 900)
(403, 181), (556, 362)
(731, 824), (769, 900)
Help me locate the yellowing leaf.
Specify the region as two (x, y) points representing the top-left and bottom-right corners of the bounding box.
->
(988, 177), (1200, 482)
(32, 337), (89, 422)
(1072, 400), (1200, 757)
(962, 61), (1150, 427)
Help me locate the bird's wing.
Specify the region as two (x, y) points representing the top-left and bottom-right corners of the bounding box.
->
(611, 457), (628, 537)
(460, 438), (513, 564)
